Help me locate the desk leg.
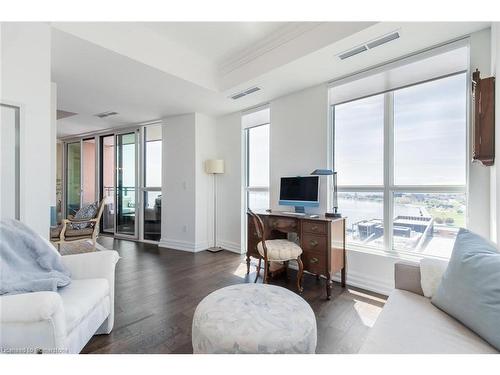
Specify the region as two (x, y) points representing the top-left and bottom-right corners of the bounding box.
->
(326, 272), (332, 300)
(341, 266), (346, 288)
(246, 254), (251, 274)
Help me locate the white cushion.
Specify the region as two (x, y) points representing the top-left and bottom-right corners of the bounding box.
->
(359, 289), (497, 354)
(58, 278), (109, 334)
(420, 257), (448, 297)
(257, 239), (302, 261)
(192, 284), (317, 353)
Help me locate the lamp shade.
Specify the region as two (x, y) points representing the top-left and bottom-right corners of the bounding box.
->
(205, 159), (225, 174)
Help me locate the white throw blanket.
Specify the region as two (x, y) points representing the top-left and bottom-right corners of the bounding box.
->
(0, 219), (71, 295)
(420, 257), (449, 298)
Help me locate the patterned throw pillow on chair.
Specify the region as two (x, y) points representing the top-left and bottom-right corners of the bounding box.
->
(71, 202), (99, 230)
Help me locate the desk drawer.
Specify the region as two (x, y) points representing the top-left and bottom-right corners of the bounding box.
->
(268, 217), (298, 233)
(302, 233), (328, 252)
(302, 220), (327, 235)
(302, 249), (326, 274)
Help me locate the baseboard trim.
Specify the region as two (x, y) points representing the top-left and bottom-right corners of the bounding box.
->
(158, 239), (208, 253)
(331, 270), (393, 296)
(218, 240), (242, 254)
(287, 262), (393, 296)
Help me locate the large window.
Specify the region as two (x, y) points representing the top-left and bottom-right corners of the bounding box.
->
(333, 73), (467, 258)
(243, 107), (270, 211)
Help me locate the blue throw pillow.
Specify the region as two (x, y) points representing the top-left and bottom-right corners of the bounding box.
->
(71, 202), (98, 230)
(432, 228), (500, 350)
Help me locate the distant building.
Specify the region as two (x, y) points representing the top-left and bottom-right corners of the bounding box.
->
(355, 206), (434, 248)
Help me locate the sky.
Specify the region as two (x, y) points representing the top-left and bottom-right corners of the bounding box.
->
(334, 73), (467, 187)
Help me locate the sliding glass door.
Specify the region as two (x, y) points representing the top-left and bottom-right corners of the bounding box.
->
(116, 132), (138, 237)
(82, 138), (96, 205)
(66, 125), (156, 241)
(142, 125), (162, 241)
(100, 135), (115, 234)
(66, 142), (82, 216)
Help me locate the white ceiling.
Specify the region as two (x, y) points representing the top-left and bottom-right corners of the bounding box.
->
(52, 21), (491, 138)
(138, 22), (288, 65)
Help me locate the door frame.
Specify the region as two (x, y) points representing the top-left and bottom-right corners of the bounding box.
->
(61, 121), (162, 242)
(114, 128), (140, 240)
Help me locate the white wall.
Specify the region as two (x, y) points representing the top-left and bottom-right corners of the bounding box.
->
(469, 28), (492, 239)
(270, 84), (329, 214)
(214, 112), (243, 253)
(50, 82), (57, 224)
(214, 28), (494, 295)
(1, 23), (53, 238)
(159, 112), (217, 252)
(160, 113), (197, 250)
(490, 23), (500, 243)
(195, 113), (217, 249)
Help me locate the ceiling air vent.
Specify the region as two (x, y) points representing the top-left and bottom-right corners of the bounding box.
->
(230, 86), (261, 100)
(366, 32), (400, 49)
(337, 31), (400, 60)
(95, 111), (119, 119)
(339, 45), (368, 60)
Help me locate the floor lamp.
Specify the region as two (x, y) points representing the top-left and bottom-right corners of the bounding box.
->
(205, 159), (225, 253)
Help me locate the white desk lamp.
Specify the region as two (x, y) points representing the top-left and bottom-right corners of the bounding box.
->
(205, 159), (225, 252)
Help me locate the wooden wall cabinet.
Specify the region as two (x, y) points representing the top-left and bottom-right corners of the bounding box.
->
(472, 69), (495, 166)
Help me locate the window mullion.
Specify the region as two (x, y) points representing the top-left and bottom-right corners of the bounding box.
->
(384, 92), (395, 252)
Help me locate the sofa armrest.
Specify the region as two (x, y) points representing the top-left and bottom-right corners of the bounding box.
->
(0, 292), (67, 352)
(394, 261), (424, 296)
(61, 250), (119, 333)
(61, 250), (119, 280)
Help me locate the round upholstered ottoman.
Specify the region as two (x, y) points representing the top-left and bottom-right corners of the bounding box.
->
(192, 283), (317, 354)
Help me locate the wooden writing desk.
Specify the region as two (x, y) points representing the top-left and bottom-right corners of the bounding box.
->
(246, 211), (346, 299)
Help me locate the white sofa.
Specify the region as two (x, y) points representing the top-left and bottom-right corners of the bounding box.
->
(359, 262), (498, 354)
(0, 250), (119, 354)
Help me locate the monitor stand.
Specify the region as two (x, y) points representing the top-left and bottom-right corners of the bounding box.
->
(294, 206), (305, 214)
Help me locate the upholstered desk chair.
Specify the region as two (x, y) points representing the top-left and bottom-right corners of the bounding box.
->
(247, 210), (304, 292)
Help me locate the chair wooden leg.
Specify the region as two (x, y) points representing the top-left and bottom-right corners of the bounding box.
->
(254, 258), (262, 283)
(297, 256), (304, 293)
(246, 254), (251, 274)
(263, 260), (269, 284)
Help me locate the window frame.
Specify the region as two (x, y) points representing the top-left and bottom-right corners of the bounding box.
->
(241, 105), (271, 214)
(331, 72), (469, 259)
(244, 122), (270, 212)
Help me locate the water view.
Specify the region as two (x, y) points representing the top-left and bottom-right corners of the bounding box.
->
(339, 192), (465, 258)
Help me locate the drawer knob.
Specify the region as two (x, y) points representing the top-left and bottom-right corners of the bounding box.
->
(311, 225), (318, 231)
(309, 240), (318, 247)
(310, 257), (319, 264)
(272, 222), (278, 228)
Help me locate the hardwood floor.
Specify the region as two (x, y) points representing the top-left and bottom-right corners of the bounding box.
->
(81, 237), (386, 354)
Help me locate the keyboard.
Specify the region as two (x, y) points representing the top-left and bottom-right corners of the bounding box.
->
(281, 211), (306, 216)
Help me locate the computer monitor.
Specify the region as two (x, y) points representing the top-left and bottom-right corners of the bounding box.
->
(279, 176), (320, 213)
